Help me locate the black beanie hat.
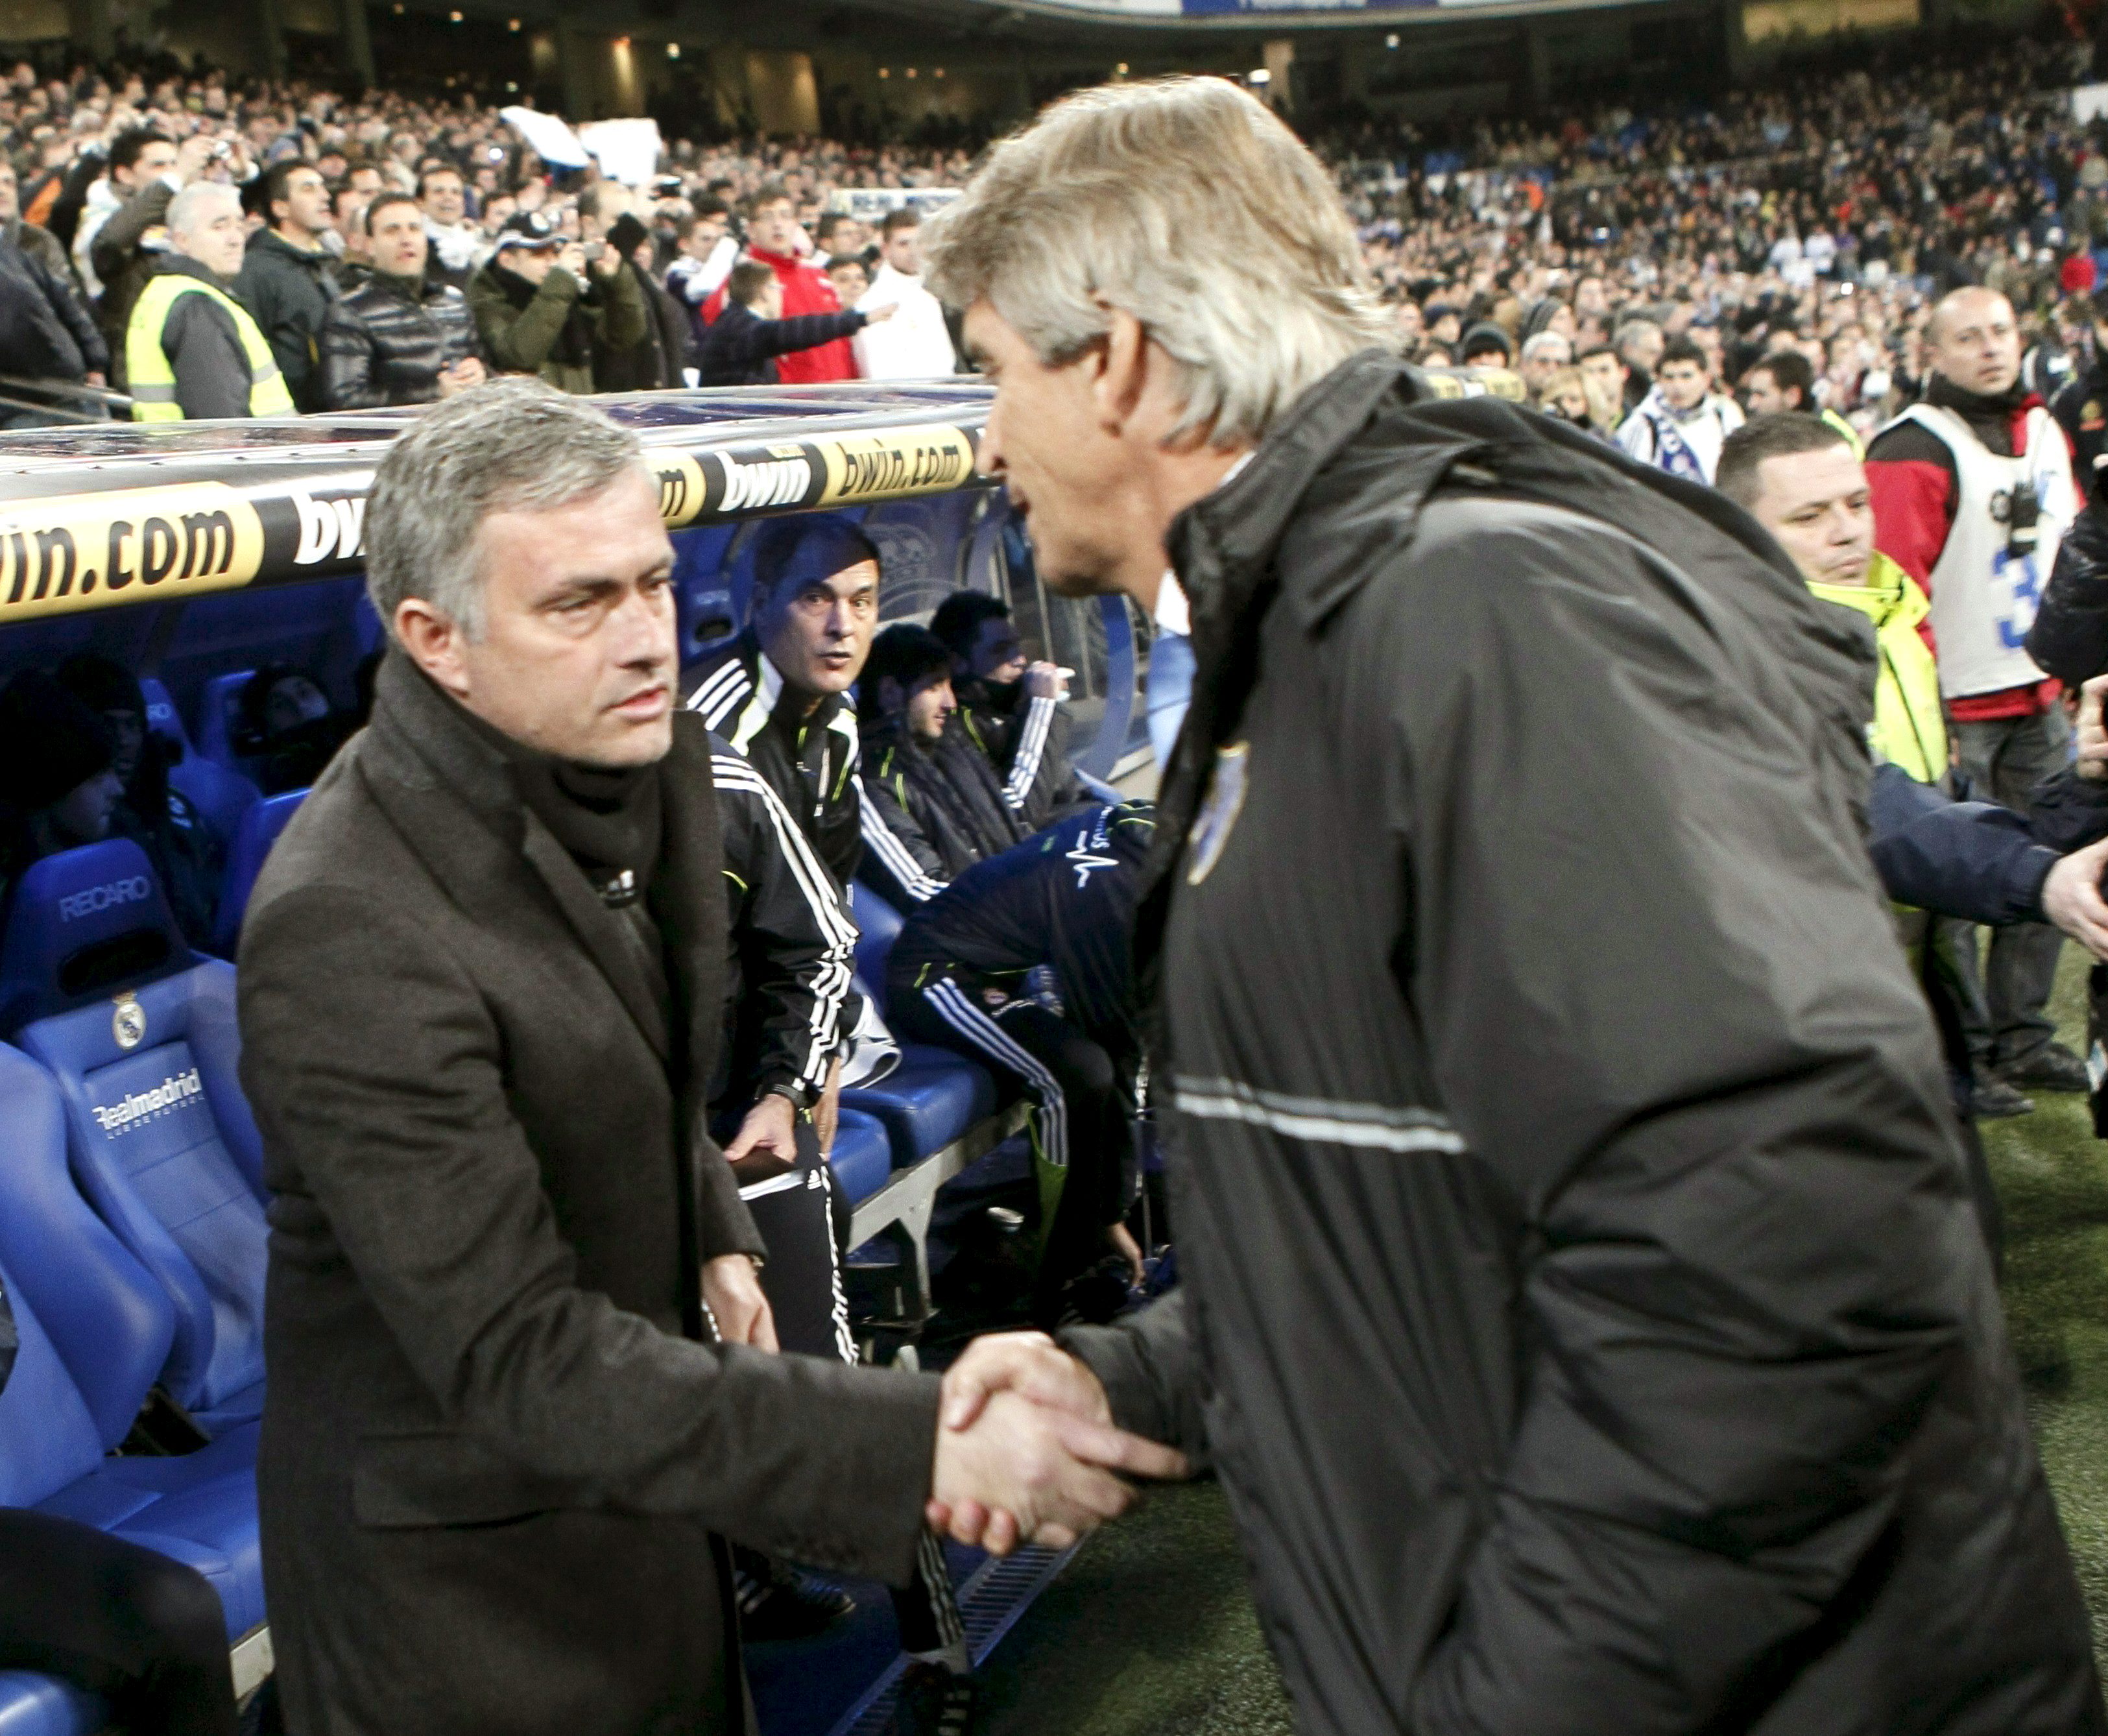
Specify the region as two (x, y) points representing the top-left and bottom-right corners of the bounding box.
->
(54, 651), (144, 719)
(0, 669), (115, 813)
(606, 213), (650, 261)
(1461, 321), (1513, 364)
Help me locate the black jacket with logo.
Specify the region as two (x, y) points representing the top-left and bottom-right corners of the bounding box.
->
(1060, 353), (2103, 1736)
(857, 714), (1025, 911)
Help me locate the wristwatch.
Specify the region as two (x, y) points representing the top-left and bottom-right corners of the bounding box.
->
(762, 1078), (819, 1115)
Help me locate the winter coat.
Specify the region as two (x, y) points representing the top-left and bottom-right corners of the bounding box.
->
(88, 177), (174, 387)
(593, 258), (685, 393)
(1059, 350), (2105, 1736)
(955, 676), (1086, 831)
(856, 715), (1025, 911)
(0, 227), (106, 396)
(318, 270), (479, 409)
(467, 257), (646, 396)
(736, 247), (857, 383)
(2029, 496), (2108, 687)
(696, 300), (867, 388)
(232, 228), (340, 412)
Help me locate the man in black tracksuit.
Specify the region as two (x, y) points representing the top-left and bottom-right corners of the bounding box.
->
(889, 803), (1152, 1326)
(858, 623), (1025, 911)
(929, 589), (1087, 829)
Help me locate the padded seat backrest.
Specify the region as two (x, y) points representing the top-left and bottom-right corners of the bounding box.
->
(848, 882), (903, 1009)
(0, 839), (186, 1035)
(213, 789), (307, 958)
(0, 1253), (106, 1509)
(20, 967), (268, 1414)
(138, 677), (191, 756)
(167, 757), (261, 856)
(0, 1045), (176, 1449)
(193, 669), (254, 769)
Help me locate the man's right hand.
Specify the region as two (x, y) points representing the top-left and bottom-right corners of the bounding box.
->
(173, 131), (218, 186)
(2076, 673), (2108, 781)
(434, 357), (488, 400)
(1022, 661), (1068, 701)
(555, 241), (588, 280)
(927, 1388), (1185, 1556)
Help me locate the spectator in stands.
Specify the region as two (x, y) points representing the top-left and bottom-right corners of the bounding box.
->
(53, 653), (221, 947)
(664, 200), (733, 343)
(921, 74), (2101, 1731)
(1742, 347), (1865, 454)
(1616, 334), (1744, 483)
(885, 802), (1153, 1331)
(857, 623), (1024, 910)
(71, 122), (172, 306)
(319, 191), (485, 409)
(237, 379), (1167, 1736)
(330, 182), (372, 274)
(0, 1280), (240, 1736)
(1535, 363), (1593, 427)
(686, 512), (880, 889)
(0, 160), (104, 425)
(468, 209), (646, 396)
(575, 185), (667, 392)
(605, 211), (688, 391)
(125, 181), (291, 422)
(736, 181), (859, 383)
(1612, 313), (1663, 411)
(1516, 329), (1572, 401)
(1575, 342), (1627, 434)
(854, 206), (957, 381)
(91, 128), (247, 388)
(417, 163), (477, 291)
(1867, 284), (2086, 1098)
(2052, 291), (2108, 507)
(232, 662), (351, 796)
(1459, 322), (1512, 370)
(0, 670), (123, 890)
(233, 160), (337, 413)
(825, 255), (868, 307)
(697, 258), (887, 388)
(928, 591), (1084, 829)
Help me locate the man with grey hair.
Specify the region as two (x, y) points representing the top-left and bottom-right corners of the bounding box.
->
(123, 180), (291, 421)
(920, 75), (2102, 1736)
(235, 378), (1182, 1736)
(1516, 327), (1572, 402)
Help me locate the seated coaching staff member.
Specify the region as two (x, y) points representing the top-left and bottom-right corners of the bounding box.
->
(923, 78), (2103, 1735)
(235, 378), (1181, 1736)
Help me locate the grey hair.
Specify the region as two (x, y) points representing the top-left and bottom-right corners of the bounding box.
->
(166, 180), (238, 241)
(364, 376), (646, 639)
(920, 77), (1395, 450)
(1520, 331), (1572, 365)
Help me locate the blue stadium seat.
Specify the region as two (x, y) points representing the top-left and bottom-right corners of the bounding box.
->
(0, 1670), (104, 1736)
(212, 789), (307, 958)
(828, 1107), (893, 1205)
(844, 1048), (1000, 1172)
(0, 1045), (265, 1650)
(141, 675), (263, 850)
(191, 669), (253, 769)
(848, 882), (902, 1014)
(1, 842), (268, 1434)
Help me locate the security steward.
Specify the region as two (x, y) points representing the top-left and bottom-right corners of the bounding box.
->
(126, 180), (291, 422)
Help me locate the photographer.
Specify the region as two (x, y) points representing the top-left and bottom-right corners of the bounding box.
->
(467, 210), (645, 396)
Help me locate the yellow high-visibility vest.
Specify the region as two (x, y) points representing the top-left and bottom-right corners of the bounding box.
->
(1810, 551), (1948, 784)
(125, 270), (294, 422)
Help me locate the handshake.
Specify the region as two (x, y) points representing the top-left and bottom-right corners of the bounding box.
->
(926, 1332), (1188, 1556)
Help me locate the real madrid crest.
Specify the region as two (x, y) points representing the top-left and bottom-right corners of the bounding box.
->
(1186, 741), (1251, 886)
(112, 992), (146, 1052)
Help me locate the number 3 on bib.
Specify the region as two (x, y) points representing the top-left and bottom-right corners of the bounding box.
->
(1993, 546), (2045, 650)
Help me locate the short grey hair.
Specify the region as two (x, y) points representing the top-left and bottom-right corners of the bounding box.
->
(166, 180), (238, 242)
(1520, 331), (1572, 365)
(365, 377), (646, 639)
(920, 77), (1394, 449)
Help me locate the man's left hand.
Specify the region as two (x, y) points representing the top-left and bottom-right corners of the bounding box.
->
(2042, 835), (2108, 961)
(704, 1253), (778, 1352)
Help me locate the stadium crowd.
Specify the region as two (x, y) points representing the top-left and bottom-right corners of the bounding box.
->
(18, 29), (2108, 1736)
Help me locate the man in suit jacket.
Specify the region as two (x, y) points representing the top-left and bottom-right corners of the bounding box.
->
(236, 377), (1180, 1736)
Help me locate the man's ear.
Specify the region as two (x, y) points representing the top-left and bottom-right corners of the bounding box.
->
(394, 597), (472, 701)
(1089, 305), (1151, 437)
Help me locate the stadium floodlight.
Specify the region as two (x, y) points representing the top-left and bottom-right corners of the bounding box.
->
(1116, 61), (1129, 74)
(667, 40), (679, 55)
(1248, 67), (1271, 84)
(1385, 32), (1398, 45)
(507, 16), (519, 26)
(448, 8), (461, 19)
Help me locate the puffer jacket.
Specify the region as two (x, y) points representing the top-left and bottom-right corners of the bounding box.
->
(1060, 351), (2105, 1736)
(318, 271), (480, 410)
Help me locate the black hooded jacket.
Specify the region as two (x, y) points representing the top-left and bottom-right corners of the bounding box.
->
(857, 714), (1024, 911)
(1059, 352), (2103, 1736)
